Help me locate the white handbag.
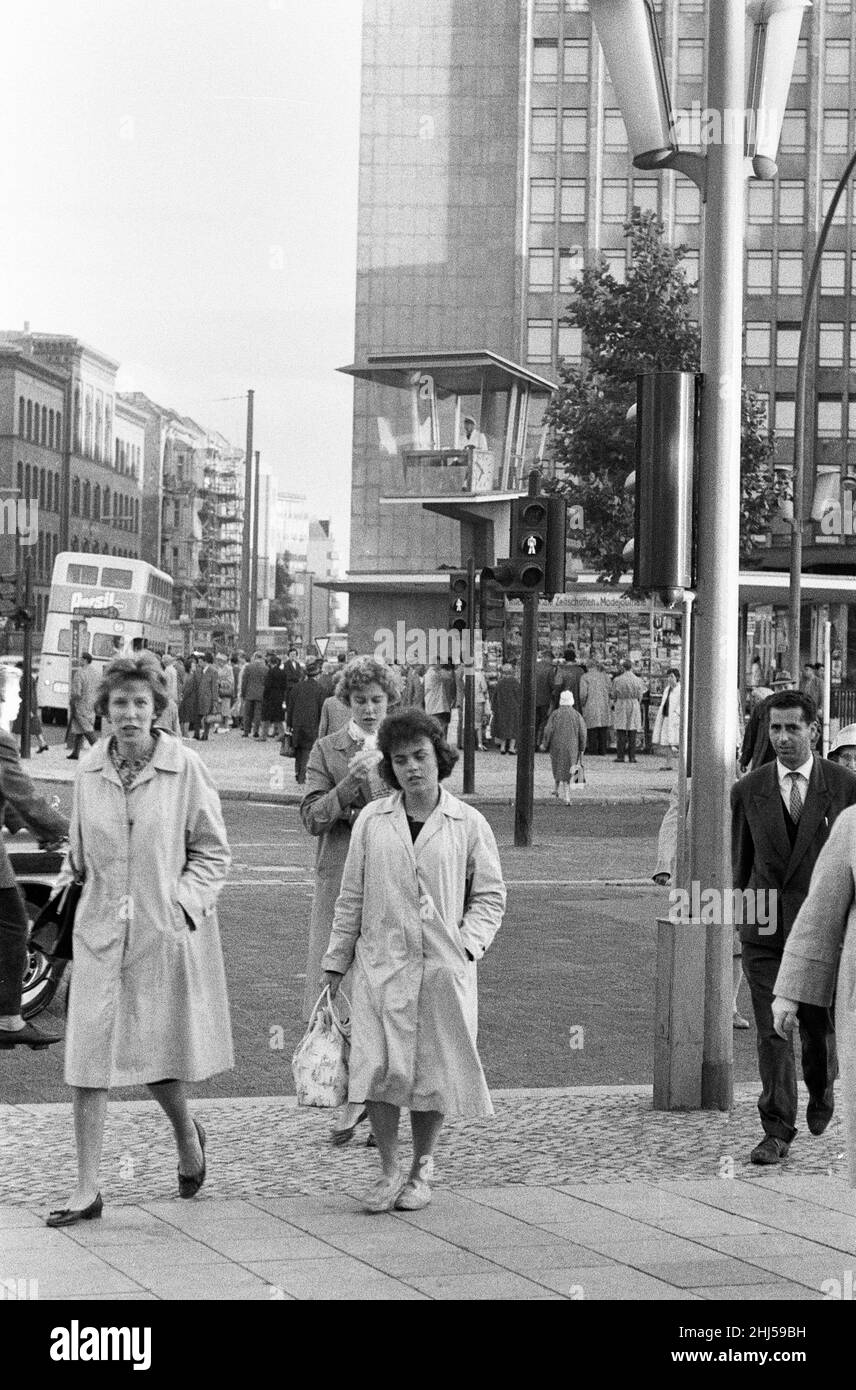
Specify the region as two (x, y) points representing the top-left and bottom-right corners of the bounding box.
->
(292, 986), (351, 1108)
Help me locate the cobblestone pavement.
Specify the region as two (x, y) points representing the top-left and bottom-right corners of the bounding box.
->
(1, 1085), (848, 1208)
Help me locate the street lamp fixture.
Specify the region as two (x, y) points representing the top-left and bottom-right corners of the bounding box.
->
(591, 0), (810, 193)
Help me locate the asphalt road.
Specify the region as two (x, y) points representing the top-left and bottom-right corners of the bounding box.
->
(1, 797), (761, 1104)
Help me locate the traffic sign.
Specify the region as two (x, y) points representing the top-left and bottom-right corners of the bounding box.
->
(314, 636), (329, 656)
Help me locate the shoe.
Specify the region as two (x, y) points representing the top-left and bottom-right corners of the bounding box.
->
(807, 1100), (834, 1136)
(66, 754), (79, 761)
(46, 1193), (103, 1228)
(395, 1156), (434, 1211)
(614, 757), (625, 763)
(37, 745), (49, 754)
(750, 1136), (790, 1165)
(178, 1120), (207, 1198)
(0, 1021), (63, 1050)
(366, 1131), (378, 1148)
(330, 1104), (367, 1147)
(363, 1169), (406, 1214)
(732, 1013), (751, 1029)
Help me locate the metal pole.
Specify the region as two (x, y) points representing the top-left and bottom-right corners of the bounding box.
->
(689, 0), (745, 1111)
(514, 472), (541, 848)
(20, 550), (33, 760)
(250, 449), (260, 651)
(822, 619), (832, 756)
(463, 555), (475, 795)
(788, 149), (856, 675)
(239, 389), (254, 652)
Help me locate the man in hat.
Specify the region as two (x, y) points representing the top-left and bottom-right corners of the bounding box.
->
(286, 659), (325, 784)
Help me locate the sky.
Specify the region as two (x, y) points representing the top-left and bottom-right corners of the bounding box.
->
(3, 0), (363, 565)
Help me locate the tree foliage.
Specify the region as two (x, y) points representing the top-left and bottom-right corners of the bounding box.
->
(544, 209), (788, 582)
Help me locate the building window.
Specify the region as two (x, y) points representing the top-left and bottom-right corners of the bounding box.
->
(777, 251), (803, 295)
(819, 324), (845, 367)
(533, 40), (559, 81)
(41, 405), (47, 443)
(675, 179), (701, 224)
(17, 461), (22, 493)
(71, 479), (80, 516)
(824, 111), (850, 154)
(680, 249), (699, 285)
(55, 411), (61, 447)
(821, 251), (846, 295)
(82, 481), (91, 518)
(822, 179), (847, 225)
(47, 408), (54, 448)
(24, 464), (31, 498)
(528, 250), (554, 290)
(563, 39), (588, 79)
(778, 180), (804, 224)
(632, 179), (658, 215)
(103, 487), (110, 521)
(559, 247), (584, 287)
(748, 183), (773, 224)
(745, 322), (771, 366)
(26, 400), (32, 439)
(530, 178), (556, 221)
(849, 396), (856, 435)
(527, 319), (553, 363)
(747, 250), (773, 294)
(602, 178), (627, 222)
(817, 396), (843, 438)
(563, 109), (588, 151)
(558, 325), (583, 361)
(38, 467), (45, 508)
(792, 38), (808, 80)
(18, 397), (24, 437)
(560, 178), (586, 220)
(602, 250), (626, 282)
(603, 108), (627, 151)
(774, 396), (795, 435)
(780, 110), (806, 153)
(532, 108), (558, 148)
(776, 323), (801, 366)
(677, 39), (704, 82)
(825, 40), (850, 82)
(93, 484), (101, 521)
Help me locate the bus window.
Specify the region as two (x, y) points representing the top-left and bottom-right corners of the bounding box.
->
(92, 633), (122, 658)
(66, 564), (99, 586)
(100, 567), (134, 589)
(57, 629), (90, 655)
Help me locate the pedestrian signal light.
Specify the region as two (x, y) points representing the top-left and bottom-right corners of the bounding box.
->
(479, 567), (508, 634)
(511, 497), (549, 592)
(448, 571), (469, 633)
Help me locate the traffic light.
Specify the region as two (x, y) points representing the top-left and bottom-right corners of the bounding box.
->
(478, 567), (508, 637)
(634, 372), (698, 600)
(448, 571), (469, 633)
(511, 495), (549, 592)
(12, 606), (32, 630)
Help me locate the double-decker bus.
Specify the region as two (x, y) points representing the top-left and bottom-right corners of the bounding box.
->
(37, 553), (174, 721)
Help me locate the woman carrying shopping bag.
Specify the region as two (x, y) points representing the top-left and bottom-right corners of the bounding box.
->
(321, 708), (506, 1213)
(541, 690), (587, 802)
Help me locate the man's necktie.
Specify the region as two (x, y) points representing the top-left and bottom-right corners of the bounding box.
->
(788, 772), (803, 824)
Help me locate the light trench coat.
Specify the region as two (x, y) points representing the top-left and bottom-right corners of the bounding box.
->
(652, 682), (681, 748)
(59, 733), (234, 1088)
(323, 788), (506, 1117)
(775, 807), (856, 1187)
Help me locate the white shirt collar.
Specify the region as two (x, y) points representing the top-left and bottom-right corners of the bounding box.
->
(347, 719), (377, 750)
(776, 755), (813, 788)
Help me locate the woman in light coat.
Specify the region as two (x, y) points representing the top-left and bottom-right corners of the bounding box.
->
(579, 660), (611, 757)
(46, 653), (233, 1227)
(774, 808), (856, 1188)
(301, 656), (400, 1144)
(541, 690), (587, 802)
(323, 708), (506, 1214)
(652, 669), (681, 771)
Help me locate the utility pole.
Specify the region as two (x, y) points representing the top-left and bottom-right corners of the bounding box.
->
(20, 550), (33, 760)
(250, 449), (260, 651)
(239, 389), (254, 652)
(513, 471), (541, 848)
(462, 554), (476, 795)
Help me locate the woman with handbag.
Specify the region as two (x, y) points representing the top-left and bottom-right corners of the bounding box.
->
(322, 708), (506, 1213)
(45, 652), (233, 1227)
(300, 656), (400, 1145)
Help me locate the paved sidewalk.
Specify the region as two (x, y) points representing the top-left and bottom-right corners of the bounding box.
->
(2, 1087), (853, 1300)
(26, 733), (673, 805)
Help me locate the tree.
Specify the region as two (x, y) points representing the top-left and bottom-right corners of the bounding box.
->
(545, 209), (788, 582)
(269, 552), (301, 639)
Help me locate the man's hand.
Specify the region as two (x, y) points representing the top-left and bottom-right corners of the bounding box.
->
(321, 970), (343, 999)
(772, 995), (799, 1039)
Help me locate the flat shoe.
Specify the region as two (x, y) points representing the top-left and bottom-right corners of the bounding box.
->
(732, 1014), (750, 1030)
(362, 1170), (406, 1214)
(395, 1155), (434, 1211)
(330, 1105), (368, 1147)
(178, 1120), (206, 1198)
(46, 1193), (103, 1227)
(0, 1021), (63, 1050)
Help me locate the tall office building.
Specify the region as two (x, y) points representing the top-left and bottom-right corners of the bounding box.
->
(343, 0), (856, 672)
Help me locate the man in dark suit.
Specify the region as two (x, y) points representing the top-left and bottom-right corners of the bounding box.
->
(732, 689), (856, 1164)
(286, 660), (325, 784)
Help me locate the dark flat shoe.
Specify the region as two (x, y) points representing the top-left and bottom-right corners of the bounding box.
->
(0, 1021), (63, 1050)
(46, 1192), (103, 1227)
(178, 1120), (207, 1198)
(330, 1106), (368, 1147)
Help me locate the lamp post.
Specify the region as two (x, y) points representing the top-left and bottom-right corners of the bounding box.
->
(590, 0), (807, 1109)
(788, 148), (856, 676)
